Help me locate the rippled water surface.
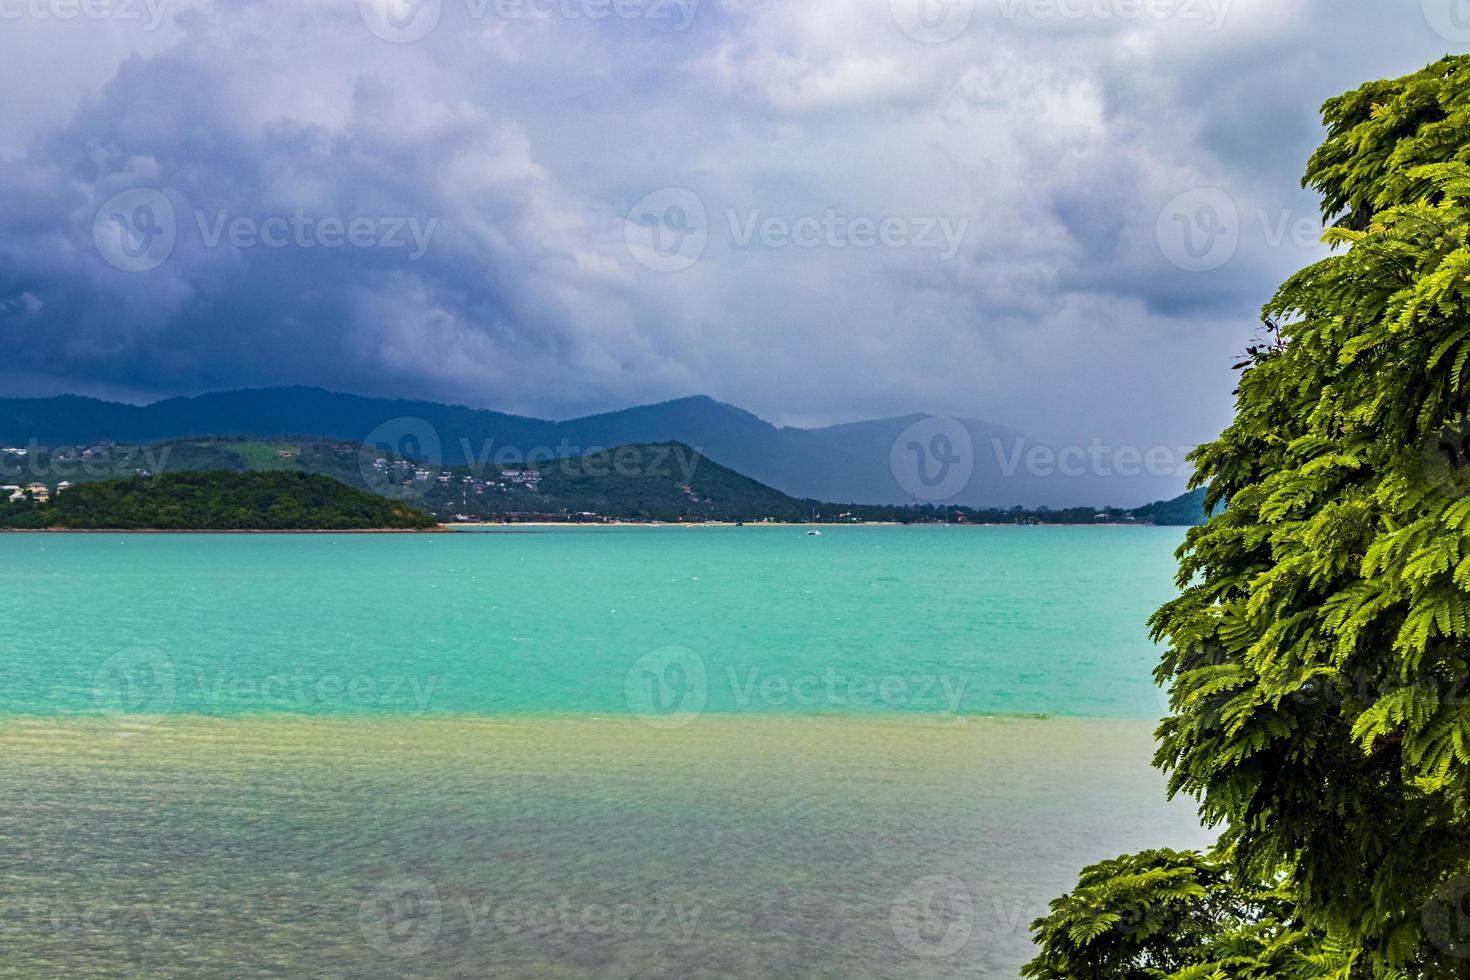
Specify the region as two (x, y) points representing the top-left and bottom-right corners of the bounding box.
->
(0, 716), (1210, 979)
(0, 527), (1209, 978)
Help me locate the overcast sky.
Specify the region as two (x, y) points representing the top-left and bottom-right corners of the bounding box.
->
(0, 0), (1461, 447)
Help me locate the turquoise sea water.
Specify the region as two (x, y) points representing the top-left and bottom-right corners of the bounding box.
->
(0, 525), (1182, 720)
(0, 527), (1210, 979)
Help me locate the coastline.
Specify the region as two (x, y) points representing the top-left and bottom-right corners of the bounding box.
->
(443, 520), (896, 528)
(0, 526), (449, 534)
(442, 520), (1163, 529)
(0, 521), (1173, 533)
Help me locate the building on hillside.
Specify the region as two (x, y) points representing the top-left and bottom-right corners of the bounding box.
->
(503, 470), (542, 489)
(55, 481), (73, 495)
(25, 483), (49, 503)
(3, 485), (21, 503)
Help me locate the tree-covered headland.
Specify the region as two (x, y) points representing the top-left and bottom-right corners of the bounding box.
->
(0, 471), (437, 531)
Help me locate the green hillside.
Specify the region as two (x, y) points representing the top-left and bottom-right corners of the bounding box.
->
(1128, 488), (1209, 526)
(2, 438), (1206, 524)
(0, 471), (438, 531)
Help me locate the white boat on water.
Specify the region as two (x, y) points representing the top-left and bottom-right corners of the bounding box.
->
(807, 530), (822, 536)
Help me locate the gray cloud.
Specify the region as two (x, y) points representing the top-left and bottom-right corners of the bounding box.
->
(0, 0), (1460, 451)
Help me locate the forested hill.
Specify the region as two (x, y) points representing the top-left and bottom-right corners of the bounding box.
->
(0, 387), (1190, 508)
(0, 472), (439, 531)
(1128, 488), (1208, 526)
(1, 439), (1211, 525)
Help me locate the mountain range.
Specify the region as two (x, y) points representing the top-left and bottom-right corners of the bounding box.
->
(3, 438), (1207, 525)
(0, 387), (1194, 508)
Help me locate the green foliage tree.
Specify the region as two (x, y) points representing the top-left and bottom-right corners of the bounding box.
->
(1028, 54), (1470, 977)
(1021, 850), (1356, 980)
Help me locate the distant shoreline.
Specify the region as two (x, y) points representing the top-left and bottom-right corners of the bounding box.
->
(0, 526), (448, 534)
(443, 521), (896, 528)
(0, 522), (1165, 533)
(442, 521), (1159, 529)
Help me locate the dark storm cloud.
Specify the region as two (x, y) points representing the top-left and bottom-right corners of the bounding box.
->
(0, 0), (1461, 447)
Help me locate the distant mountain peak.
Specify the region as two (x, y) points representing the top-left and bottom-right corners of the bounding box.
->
(0, 386), (1191, 508)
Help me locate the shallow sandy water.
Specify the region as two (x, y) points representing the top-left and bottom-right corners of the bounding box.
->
(0, 715), (1211, 978)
